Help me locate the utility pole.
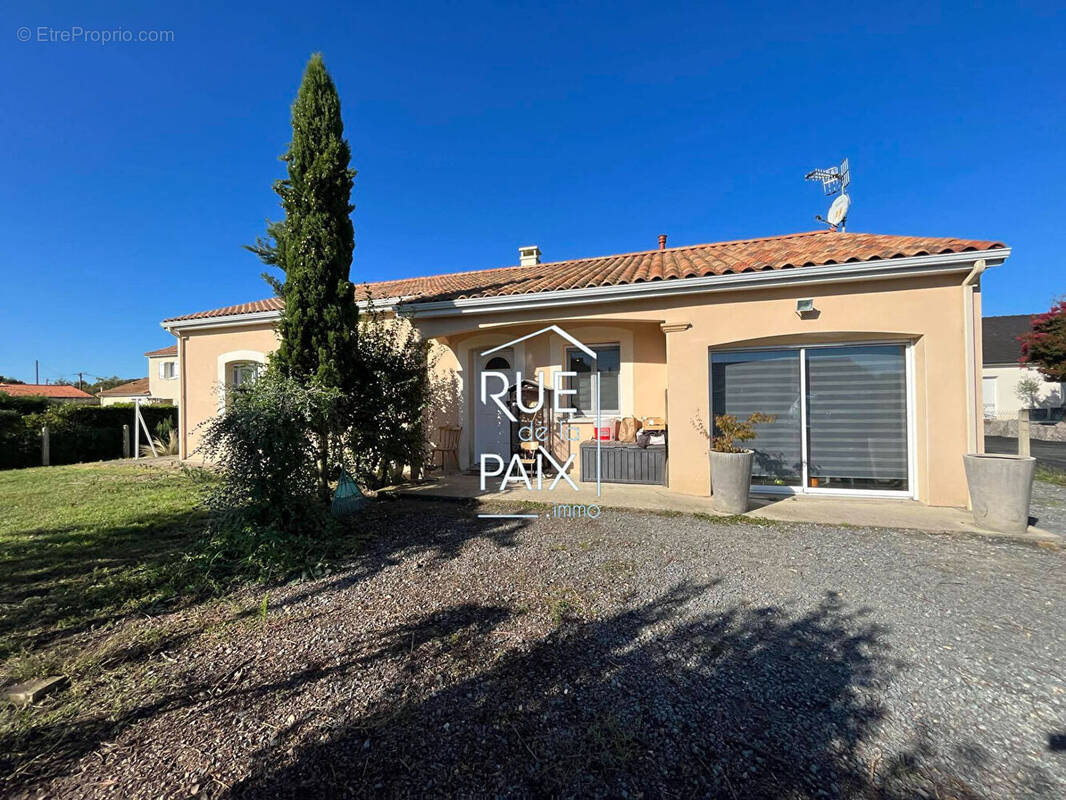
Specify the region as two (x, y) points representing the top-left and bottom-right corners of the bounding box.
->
(35, 360), (39, 384)
(77, 372), (85, 391)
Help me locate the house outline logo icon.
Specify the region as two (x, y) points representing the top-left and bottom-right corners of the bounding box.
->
(475, 325), (605, 519)
(480, 324), (598, 360)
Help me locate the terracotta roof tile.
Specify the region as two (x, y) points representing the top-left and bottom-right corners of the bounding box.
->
(144, 345), (177, 357)
(0, 383), (95, 399)
(97, 378), (151, 397)
(163, 230), (1005, 322)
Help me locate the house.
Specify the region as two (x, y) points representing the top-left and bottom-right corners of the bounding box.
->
(982, 314), (1064, 420)
(97, 346), (181, 407)
(162, 229), (1010, 508)
(98, 377), (152, 406)
(0, 383), (96, 403)
(145, 345), (180, 405)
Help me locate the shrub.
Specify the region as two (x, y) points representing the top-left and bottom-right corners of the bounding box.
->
(1015, 376), (1042, 409)
(0, 403), (178, 469)
(1020, 299), (1066, 381)
(345, 303), (435, 489)
(710, 412), (776, 453)
(195, 369), (343, 584)
(0, 394), (50, 414)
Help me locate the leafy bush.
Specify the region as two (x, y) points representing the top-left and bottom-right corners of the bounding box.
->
(710, 412), (776, 453)
(345, 304), (435, 489)
(0, 409), (38, 470)
(0, 403), (178, 470)
(0, 394), (50, 414)
(195, 368), (343, 584)
(1021, 299), (1066, 381)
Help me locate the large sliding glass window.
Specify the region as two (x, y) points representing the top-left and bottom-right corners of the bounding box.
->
(710, 350), (803, 487)
(710, 344), (910, 494)
(805, 346), (908, 491)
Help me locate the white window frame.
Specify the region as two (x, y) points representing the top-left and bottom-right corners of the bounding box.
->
(566, 342), (621, 418)
(160, 361), (177, 380)
(708, 340), (916, 500)
(216, 350), (267, 411)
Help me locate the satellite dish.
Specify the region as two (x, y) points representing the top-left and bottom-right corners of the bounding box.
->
(806, 157), (852, 231)
(826, 193), (850, 227)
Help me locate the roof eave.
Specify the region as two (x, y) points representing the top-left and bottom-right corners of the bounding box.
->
(161, 296), (407, 332)
(406, 248), (1011, 319)
(159, 248), (1009, 330)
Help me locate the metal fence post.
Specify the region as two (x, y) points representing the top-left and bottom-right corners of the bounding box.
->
(122, 424), (130, 459)
(1018, 408), (1031, 457)
(41, 426), (49, 466)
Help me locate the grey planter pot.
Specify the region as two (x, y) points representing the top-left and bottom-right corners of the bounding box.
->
(710, 450), (754, 513)
(963, 453), (1036, 534)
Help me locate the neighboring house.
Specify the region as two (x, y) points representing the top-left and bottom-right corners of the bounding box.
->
(162, 229), (1011, 508)
(145, 345), (180, 405)
(0, 383), (95, 403)
(981, 314), (1065, 420)
(95, 346), (181, 407)
(98, 377), (152, 406)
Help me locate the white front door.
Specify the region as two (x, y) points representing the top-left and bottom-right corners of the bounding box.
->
(475, 349), (515, 465)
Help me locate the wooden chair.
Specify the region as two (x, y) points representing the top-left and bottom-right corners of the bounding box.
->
(429, 425), (462, 472)
(519, 440), (543, 475)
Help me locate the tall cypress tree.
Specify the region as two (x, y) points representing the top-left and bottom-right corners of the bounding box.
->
(250, 53), (359, 393)
(248, 53), (359, 499)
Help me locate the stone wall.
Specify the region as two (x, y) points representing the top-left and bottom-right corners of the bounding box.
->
(984, 418), (1066, 442)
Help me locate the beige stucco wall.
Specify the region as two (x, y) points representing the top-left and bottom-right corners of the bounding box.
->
(147, 354), (181, 404)
(177, 324), (280, 459)
(174, 269), (983, 506)
(982, 364), (1065, 419)
(416, 272), (981, 507)
(432, 321), (666, 476)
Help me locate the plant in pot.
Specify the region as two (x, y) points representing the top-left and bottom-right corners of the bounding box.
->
(704, 412), (775, 513)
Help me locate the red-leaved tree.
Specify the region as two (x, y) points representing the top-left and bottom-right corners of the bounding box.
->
(1020, 299), (1066, 381)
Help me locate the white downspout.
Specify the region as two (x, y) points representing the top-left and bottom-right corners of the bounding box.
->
(962, 259), (987, 459)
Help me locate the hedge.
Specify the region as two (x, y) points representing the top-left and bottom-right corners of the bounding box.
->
(0, 402), (178, 470)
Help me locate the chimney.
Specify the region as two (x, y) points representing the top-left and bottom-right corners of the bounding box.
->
(519, 245), (541, 266)
(658, 234), (667, 250)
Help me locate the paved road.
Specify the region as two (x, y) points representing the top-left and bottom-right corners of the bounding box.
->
(985, 435), (1066, 470)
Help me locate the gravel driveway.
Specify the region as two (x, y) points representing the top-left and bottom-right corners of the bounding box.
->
(6, 500), (1065, 799)
(1031, 479), (1066, 536)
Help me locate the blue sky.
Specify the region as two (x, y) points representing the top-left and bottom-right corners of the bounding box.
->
(2, 1), (1064, 383)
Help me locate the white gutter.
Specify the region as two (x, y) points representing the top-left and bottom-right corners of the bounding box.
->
(161, 309), (281, 332)
(161, 249), (1009, 330)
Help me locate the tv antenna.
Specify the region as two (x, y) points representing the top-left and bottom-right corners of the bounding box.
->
(804, 157), (850, 231)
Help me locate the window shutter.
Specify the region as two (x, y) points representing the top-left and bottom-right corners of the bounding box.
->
(805, 346), (908, 481)
(711, 350), (803, 484)
(158, 361), (165, 378)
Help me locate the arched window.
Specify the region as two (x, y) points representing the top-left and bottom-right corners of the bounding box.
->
(216, 350), (267, 411)
(229, 361), (261, 388)
(485, 356), (511, 370)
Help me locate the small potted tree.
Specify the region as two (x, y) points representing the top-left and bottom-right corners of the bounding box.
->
(707, 412), (775, 513)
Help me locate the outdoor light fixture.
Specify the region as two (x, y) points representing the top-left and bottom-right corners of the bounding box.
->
(796, 298), (817, 317)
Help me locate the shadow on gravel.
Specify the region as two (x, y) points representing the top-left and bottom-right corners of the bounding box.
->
(260, 500), (533, 614)
(0, 601), (514, 793)
(222, 583), (1013, 799)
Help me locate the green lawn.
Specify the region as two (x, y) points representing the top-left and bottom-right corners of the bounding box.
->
(1036, 464), (1066, 487)
(0, 461), (209, 665)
